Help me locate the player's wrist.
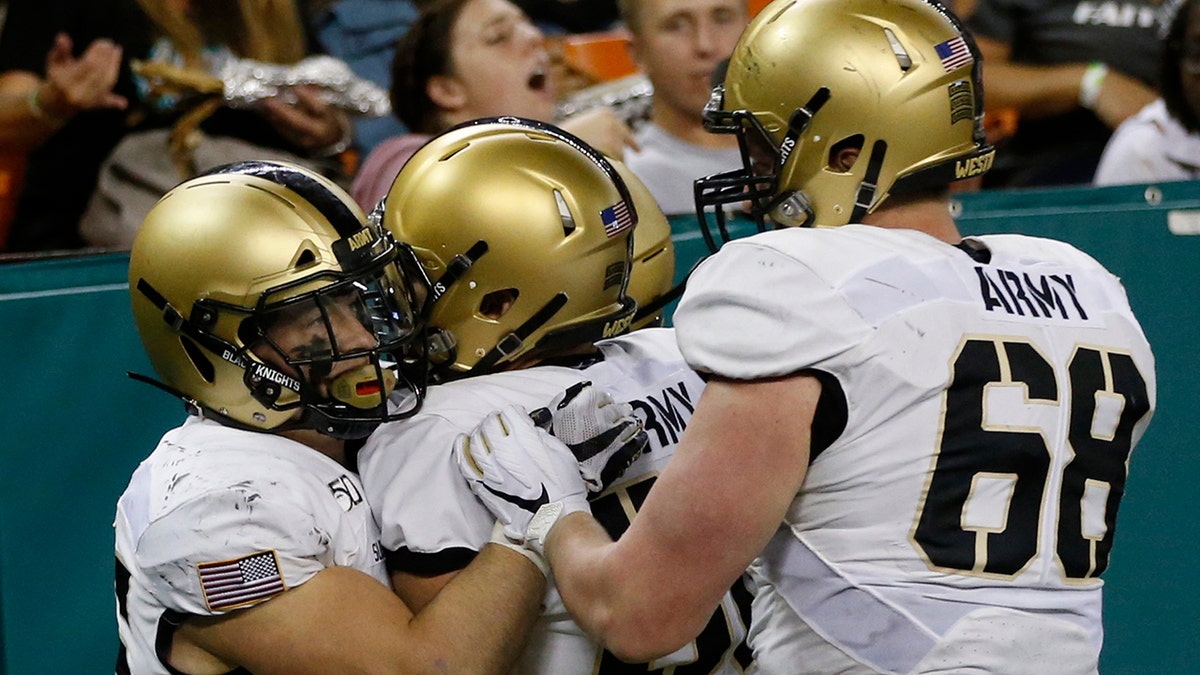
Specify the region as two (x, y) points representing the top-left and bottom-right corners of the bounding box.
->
(524, 498), (589, 558)
(489, 520), (550, 578)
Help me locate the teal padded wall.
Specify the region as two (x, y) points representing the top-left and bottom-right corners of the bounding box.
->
(0, 254), (182, 674)
(0, 181), (1196, 672)
(665, 212), (761, 325)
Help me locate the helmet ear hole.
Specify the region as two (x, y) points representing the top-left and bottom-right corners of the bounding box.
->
(828, 135), (864, 173)
(480, 288), (519, 319)
(293, 248), (318, 269)
(180, 336), (216, 383)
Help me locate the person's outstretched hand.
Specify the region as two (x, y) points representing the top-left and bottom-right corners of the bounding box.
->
(40, 32), (127, 119)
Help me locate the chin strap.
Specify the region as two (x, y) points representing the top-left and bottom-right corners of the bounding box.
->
(632, 281), (687, 326)
(126, 370), (303, 435)
(127, 370), (204, 417)
(429, 240), (489, 305)
(850, 140), (887, 223)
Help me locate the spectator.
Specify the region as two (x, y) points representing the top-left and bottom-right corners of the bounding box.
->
(1096, 0), (1200, 185)
(350, 0), (638, 209)
(619, 0), (747, 215)
(309, 0), (422, 156)
(0, 0), (151, 252)
(132, 0), (350, 159)
(967, 0), (1165, 187)
(0, 0), (351, 253)
(0, 33), (127, 151)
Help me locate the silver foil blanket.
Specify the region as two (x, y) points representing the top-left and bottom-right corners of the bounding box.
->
(218, 54), (391, 117)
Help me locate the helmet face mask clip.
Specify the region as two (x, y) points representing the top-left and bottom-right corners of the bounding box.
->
(695, 85), (833, 251)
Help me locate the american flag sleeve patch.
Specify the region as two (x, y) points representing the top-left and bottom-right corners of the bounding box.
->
(600, 200), (634, 237)
(197, 550), (287, 611)
(935, 36), (973, 72)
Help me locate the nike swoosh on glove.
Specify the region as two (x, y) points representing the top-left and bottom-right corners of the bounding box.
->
(530, 381), (649, 493)
(456, 405), (590, 546)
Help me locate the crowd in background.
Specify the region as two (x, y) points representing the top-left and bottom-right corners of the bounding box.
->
(0, 0), (1191, 256)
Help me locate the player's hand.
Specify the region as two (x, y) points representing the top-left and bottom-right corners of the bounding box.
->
(456, 405), (589, 550)
(530, 381), (647, 493)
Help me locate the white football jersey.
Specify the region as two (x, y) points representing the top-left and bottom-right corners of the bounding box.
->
(114, 416), (388, 674)
(360, 328), (753, 674)
(674, 225), (1157, 675)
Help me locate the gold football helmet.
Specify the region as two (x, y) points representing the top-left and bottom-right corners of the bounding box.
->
(382, 117), (638, 379)
(613, 159), (675, 330)
(695, 0), (994, 247)
(128, 161), (427, 439)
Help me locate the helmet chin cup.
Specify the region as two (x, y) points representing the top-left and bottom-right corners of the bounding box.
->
(329, 363), (398, 409)
(770, 191), (815, 228)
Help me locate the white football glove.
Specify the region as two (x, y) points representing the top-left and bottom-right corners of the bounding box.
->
(455, 405), (590, 553)
(530, 381), (649, 493)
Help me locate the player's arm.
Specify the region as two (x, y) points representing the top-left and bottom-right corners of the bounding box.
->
(544, 373), (818, 662)
(172, 545), (542, 674)
(390, 568), (459, 612)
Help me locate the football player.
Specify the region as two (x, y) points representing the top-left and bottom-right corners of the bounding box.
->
(358, 117), (754, 673)
(114, 161), (560, 673)
(455, 1), (1159, 673)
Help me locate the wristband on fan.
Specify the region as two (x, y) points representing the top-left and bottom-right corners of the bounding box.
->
(489, 521), (550, 578)
(1079, 62), (1108, 110)
(524, 500), (589, 558)
(26, 85), (68, 125)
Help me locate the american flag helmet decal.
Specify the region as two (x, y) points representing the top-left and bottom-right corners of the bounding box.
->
(934, 35), (973, 72)
(600, 200), (634, 237)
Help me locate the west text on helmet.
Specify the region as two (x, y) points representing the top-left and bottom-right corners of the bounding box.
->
(974, 267), (1090, 321)
(955, 151), (995, 180)
(602, 314), (634, 338)
(779, 136), (796, 165)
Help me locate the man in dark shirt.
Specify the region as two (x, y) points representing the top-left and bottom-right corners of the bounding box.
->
(967, 0), (1165, 187)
